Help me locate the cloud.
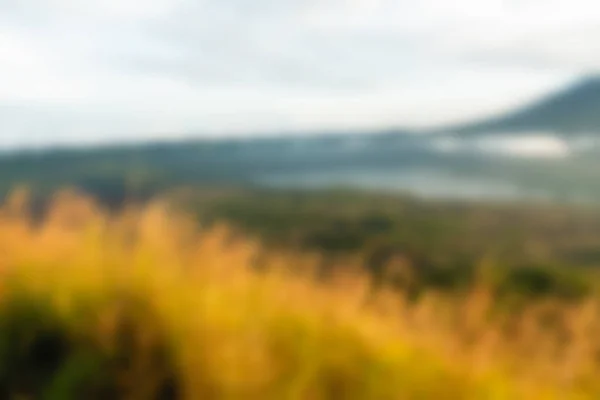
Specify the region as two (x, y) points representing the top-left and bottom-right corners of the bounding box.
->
(426, 0), (600, 72)
(0, 0), (597, 147)
(458, 24), (600, 72)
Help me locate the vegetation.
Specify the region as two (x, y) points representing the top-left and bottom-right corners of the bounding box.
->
(1, 190), (600, 398)
(175, 188), (600, 301)
(3, 124), (600, 205)
(2, 71), (600, 399)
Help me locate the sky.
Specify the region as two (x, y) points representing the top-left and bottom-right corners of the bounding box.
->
(1, 0), (599, 149)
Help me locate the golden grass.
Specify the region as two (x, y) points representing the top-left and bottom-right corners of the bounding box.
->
(0, 189), (600, 398)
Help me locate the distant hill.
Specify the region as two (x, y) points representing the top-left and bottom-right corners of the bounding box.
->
(445, 75), (600, 136)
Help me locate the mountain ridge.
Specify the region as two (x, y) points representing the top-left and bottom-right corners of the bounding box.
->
(442, 75), (600, 136)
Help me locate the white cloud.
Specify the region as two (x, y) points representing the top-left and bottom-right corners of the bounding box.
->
(0, 0), (598, 148)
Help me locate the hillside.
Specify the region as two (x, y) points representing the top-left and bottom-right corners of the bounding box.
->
(2, 76), (600, 204)
(447, 75), (600, 136)
(3, 190), (600, 398)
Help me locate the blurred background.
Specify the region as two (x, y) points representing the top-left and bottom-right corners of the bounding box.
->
(3, 1), (600, 398)
(2, 0), (600, 203)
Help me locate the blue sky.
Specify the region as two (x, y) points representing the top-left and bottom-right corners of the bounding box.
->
(1, 0), (599, 149)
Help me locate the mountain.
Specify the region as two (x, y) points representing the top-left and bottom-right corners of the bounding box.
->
(445, 75), (600, 136)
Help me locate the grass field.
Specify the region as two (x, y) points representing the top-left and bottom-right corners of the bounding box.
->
(1, 189), (600, 398)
